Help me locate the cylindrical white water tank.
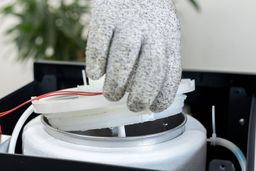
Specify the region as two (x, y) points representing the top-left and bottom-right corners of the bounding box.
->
(22, 114), (206, 171)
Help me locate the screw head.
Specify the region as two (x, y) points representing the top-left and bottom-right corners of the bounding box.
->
(239, 118), (245, 126)
(163, 123), (168, 127)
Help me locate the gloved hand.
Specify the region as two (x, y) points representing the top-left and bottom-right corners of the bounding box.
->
(86, 0), (182, 113)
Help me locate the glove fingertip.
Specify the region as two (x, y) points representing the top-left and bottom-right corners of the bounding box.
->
(103, 82), (126, 102)
(149, 99), (173, 113)
(149, 81), (180, 113)
(103, 91), (124, 102)
(127, 94), (149, 112)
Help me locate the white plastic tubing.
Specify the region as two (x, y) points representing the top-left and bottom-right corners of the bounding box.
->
(208, 137), (246, 171)
(8, 105), (34, 154)
(208, 106), (246, 171)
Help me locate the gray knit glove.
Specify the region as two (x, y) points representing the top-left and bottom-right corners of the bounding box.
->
(86, 0), (182, 113)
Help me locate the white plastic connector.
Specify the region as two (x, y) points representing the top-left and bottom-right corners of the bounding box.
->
(117, 126), (126, 137)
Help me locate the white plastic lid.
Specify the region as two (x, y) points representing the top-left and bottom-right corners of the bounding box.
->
(32, 79), (195, 131)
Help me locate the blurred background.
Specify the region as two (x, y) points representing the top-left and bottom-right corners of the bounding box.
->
(0, 0), (255, 97)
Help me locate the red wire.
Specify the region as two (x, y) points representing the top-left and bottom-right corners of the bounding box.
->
(0, 90), (102, 118)
(0, 124), (2, 140)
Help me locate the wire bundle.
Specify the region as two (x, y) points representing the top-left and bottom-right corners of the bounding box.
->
(0, 90), (102, 118)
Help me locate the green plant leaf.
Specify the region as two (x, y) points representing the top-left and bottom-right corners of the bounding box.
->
(189, 0), (200, 11)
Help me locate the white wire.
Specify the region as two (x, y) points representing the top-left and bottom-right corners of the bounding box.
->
(211, 105), (216, 135)
(8, 105), (34, 154)
(82, 69), (88, 86)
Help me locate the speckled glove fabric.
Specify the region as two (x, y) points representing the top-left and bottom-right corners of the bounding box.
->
(86, 0), (182, 113)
